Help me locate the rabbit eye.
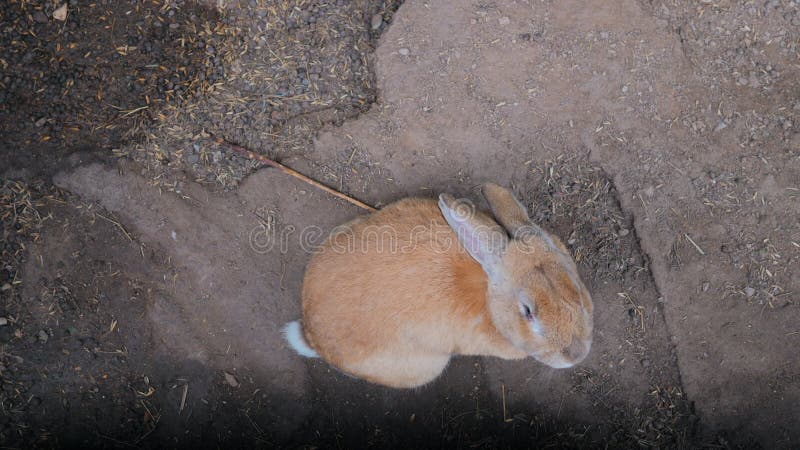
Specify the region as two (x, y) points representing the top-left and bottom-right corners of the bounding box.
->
(521, 303), (534, 321)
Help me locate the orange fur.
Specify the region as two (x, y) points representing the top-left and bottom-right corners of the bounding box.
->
(297, 186), (593, 388)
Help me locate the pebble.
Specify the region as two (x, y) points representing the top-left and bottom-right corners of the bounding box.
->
(38, 330), (49, 344)
(744, 286), (756, 297)
(498, 16), (510, 25)
(224, 371), (240, 388)
(713, 121), (728, 132)
(0, 317), (7, 326)
(618, 228), (630, 237)
(371, 13), (383, 30)
(398, 47), (410, 56)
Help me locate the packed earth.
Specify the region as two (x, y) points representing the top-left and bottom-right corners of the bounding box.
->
(1, 0), (798, 448)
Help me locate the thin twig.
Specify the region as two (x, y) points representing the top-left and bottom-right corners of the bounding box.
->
(95, 212), (133, 241)
(179, 384), (188, 414)
(95, 432), (138, 448)
(502, 383), (512, 423)
(209, 134), (377, 212)
(684, 233), (705, 256)
(120, 105), (149, 118)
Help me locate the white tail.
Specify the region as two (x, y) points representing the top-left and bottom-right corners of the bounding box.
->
(283, 321), (319, 358)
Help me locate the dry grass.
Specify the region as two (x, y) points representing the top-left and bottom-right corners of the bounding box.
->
(0, 180), (58, 300)
(125, 0), (403, 193)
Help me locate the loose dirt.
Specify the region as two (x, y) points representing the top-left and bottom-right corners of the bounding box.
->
(1, 0), (798, 448)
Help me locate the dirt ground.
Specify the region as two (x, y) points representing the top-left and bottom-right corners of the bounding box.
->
(1, 0), (798, 448)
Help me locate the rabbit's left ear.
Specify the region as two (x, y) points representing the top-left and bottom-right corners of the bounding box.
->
(482, 183), (545, 241)
(438, 193), (508, 279)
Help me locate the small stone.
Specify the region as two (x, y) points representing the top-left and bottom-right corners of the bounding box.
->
(53, 3), (68, 21)
(618, 228), (630, 237)
(38, 330), (49, 344)
(702, 282), (710, 292)
(35, 117), (48, 127)
(498, 16), (511, 26)
(398, 47), (410, 56)
(0, 318), (8, 326)
(713, 121), (728, 132)
(370, 13), (383, 30)
(744, 286), (756, 297)
(621, 85), (629, 93)
(224, 372), (240, 388)
(640, 358), (651, 368)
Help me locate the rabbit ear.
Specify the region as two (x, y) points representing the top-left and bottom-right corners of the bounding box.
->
(481, 183), (545, 240)
(438, 193), (508, 278)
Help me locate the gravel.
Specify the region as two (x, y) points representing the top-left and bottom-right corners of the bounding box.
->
(371, 13), (383, 30)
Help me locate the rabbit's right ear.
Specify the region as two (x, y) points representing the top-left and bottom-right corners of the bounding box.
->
(438, 193), (508, 279)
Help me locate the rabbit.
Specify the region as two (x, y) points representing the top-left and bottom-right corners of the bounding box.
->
(283, 183), (593, 388)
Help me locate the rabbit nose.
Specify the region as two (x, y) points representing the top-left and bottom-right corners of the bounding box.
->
(562, 337), (590, 363)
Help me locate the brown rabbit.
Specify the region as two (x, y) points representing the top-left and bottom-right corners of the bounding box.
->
(283, 183), (593, 388)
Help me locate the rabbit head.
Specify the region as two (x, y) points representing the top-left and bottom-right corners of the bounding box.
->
(438, 183), (593, 369)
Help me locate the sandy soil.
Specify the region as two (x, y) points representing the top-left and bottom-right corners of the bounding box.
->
(1, 0), (798, 448)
